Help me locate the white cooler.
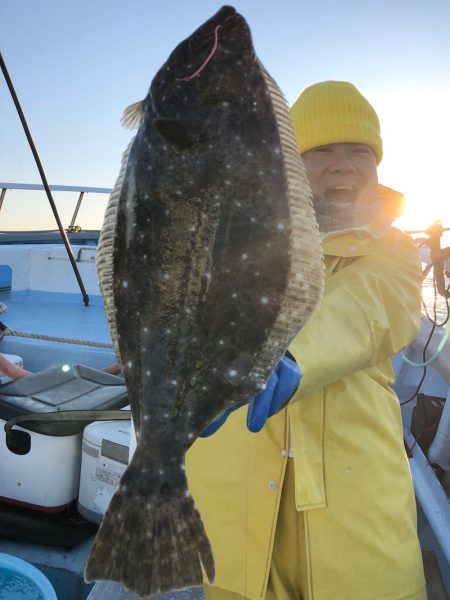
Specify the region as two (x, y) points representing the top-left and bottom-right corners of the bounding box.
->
(78, 418), (131, 524)
(0, 364), (128, 512)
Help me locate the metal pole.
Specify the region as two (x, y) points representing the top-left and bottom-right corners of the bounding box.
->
(0, 188), (6, 213)
(69, 191), (85, 229)
(0, 51), (89, 306)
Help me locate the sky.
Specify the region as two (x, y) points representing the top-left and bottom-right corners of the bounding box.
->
(1, 0), (450, 233)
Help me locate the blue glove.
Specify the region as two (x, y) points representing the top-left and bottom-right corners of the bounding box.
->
(200, 356), (301, 437)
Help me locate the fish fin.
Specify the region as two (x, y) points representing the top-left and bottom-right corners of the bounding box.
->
(84, 462), (215, 595)
(121, 100), (146, 129)
(153, 117), (192, 150)
(96, 136), (135, 360)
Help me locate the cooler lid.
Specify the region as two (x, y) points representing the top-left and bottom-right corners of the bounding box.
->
(0, 364), (128, 435)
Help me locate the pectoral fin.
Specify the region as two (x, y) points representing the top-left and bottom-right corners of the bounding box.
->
(121, 100), (146, 130)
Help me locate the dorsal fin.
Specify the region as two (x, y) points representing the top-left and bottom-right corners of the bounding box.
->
(121, 100), (146, 130)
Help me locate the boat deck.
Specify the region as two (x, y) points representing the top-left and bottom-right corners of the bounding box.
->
(0, 243), (448, 598)
(0, 290), (110, 341)
(0, 290), (115, 373)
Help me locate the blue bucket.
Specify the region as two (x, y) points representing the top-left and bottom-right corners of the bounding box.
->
(0, 553), (57, 599)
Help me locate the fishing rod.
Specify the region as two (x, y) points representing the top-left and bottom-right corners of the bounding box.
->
(0, 51), (90, 306)
(406, 222), (450, 299)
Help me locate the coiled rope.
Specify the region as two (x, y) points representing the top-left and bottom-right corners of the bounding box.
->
(0, 353), (32, 378)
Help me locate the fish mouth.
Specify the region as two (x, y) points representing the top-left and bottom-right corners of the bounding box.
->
(324, 185), (358, 207)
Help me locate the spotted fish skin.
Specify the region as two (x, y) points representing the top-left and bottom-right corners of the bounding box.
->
(86, 5), (323, 597)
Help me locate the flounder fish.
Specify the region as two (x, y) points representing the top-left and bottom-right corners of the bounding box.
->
(86, 5), (323, 597)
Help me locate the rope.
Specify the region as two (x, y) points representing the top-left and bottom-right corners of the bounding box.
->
(0, 353), (32, 378)
(0, 305), (121, 378)
(102, 363), (122, 375)
(5, 329), (113, 349)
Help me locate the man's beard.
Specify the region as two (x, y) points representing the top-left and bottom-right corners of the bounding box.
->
(312, 193), (384, 237)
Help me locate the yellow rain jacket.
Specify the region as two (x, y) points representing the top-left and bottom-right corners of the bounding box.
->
(186, 226), (426, 600)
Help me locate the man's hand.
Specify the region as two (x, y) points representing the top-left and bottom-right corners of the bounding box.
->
(200, 356), (301, 437)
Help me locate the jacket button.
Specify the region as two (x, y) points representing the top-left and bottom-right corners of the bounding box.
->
(349, 245), (357, 251)
(268, 480), (277, 490)
(281, 450), (288, 457)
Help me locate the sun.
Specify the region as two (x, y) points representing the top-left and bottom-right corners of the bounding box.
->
(373, 87), (450, 234)
(395, 184), (448, 233)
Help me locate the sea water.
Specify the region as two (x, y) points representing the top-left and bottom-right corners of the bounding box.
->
(0, 567), (45, 600)
(419, 229), (450, 323)
(422, 272), (449, 323)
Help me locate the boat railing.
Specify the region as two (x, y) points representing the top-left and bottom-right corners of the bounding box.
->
(0, 182), (112, 233)
(0, 183), (112, 304)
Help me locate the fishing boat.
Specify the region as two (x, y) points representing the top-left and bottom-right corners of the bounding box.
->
(0, 183), (448, 600)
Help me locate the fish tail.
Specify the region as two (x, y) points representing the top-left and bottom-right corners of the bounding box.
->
(84, 467), (215, 596)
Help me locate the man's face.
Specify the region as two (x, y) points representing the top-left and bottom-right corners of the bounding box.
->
(301, 142), (378, 208)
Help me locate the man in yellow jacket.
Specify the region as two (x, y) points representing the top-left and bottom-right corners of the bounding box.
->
(186, 81), (426, 600)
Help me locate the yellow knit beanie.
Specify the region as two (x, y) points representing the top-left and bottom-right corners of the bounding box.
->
(291, 81), (383, 164)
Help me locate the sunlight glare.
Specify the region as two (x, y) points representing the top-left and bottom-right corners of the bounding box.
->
(396, 184), (446, 232)
(375, 88), (450, 233)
